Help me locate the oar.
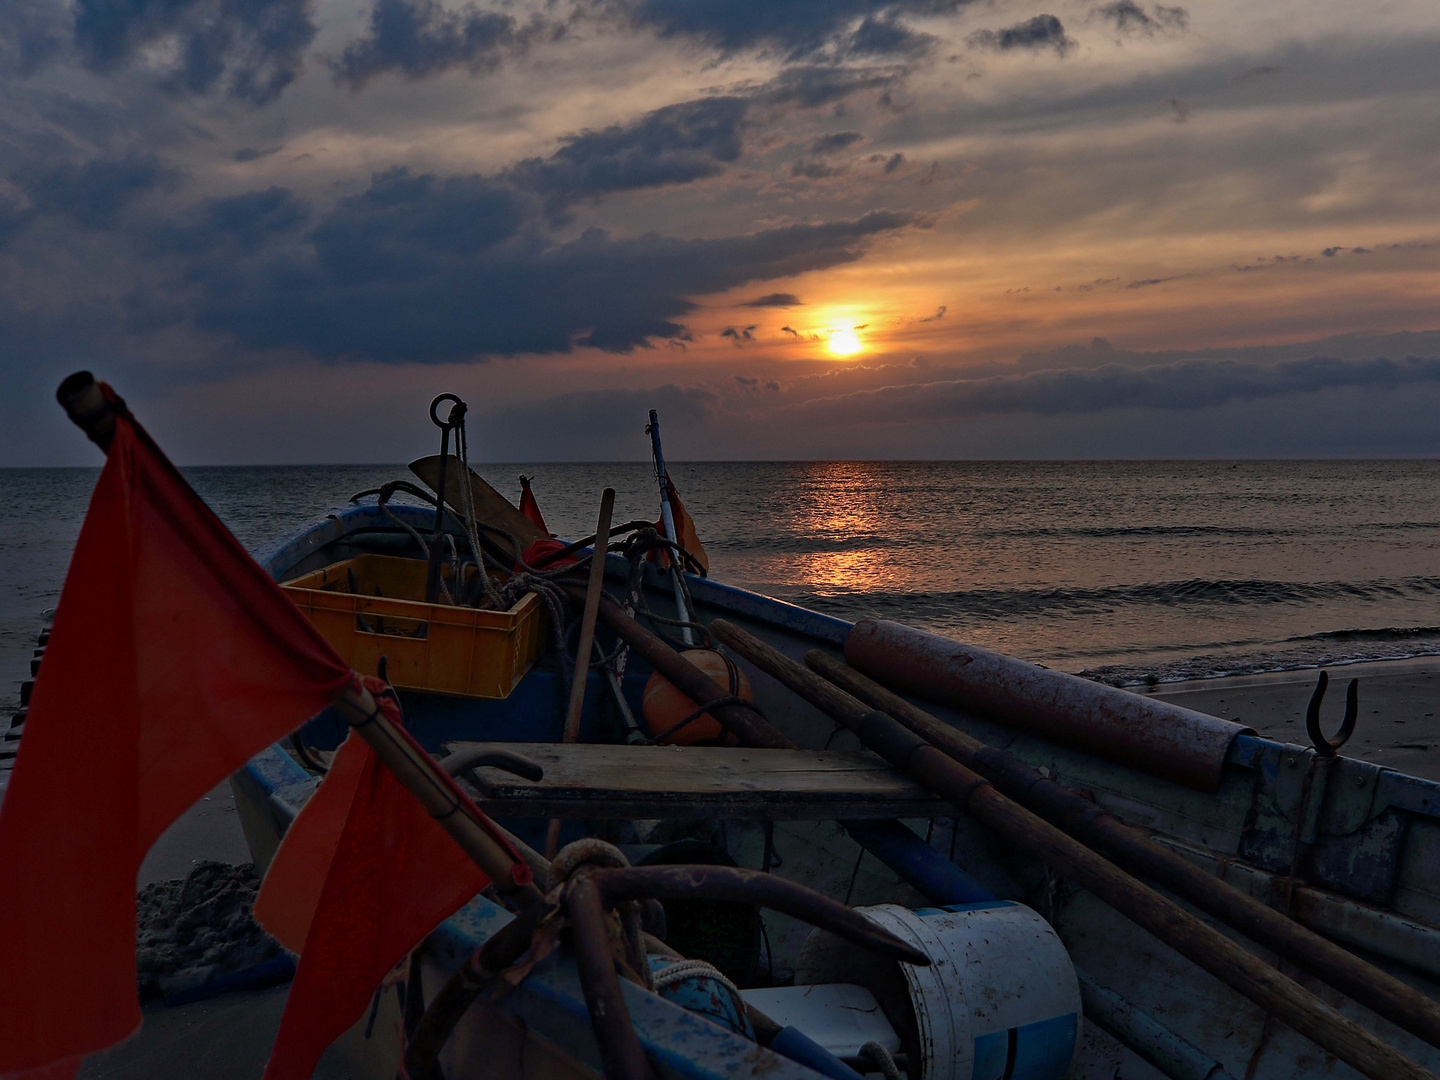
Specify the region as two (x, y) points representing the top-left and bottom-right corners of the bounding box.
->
(802, 647), (1440, 1056)
(546, 489), (615, 859)
(707, 618), (1437, 1080)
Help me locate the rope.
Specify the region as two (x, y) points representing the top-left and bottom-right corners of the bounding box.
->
(858, 1042), (904, 1080)
(548, 839), (653, 991)
(649, 957), (741, 1000)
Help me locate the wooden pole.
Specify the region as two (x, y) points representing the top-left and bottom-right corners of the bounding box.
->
(708, 619), (1437, 1080)
(332, 679), (544, 908)
(564, 589), (797, 750)
(546, 489), (615, 858)
(804, 648), (1440, 1054)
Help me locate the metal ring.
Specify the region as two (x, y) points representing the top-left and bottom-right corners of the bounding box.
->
(429, 392), (466, 429)
(1305, 671), (1358, 756)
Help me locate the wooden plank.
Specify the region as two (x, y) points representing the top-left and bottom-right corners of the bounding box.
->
(408, 456), (550, 555)
(443, 742), (947, 820)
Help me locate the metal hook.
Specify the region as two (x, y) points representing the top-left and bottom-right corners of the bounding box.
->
(1305, 670), (1358, 756)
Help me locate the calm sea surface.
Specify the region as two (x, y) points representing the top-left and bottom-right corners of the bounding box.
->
(5, 461), (1440, 712)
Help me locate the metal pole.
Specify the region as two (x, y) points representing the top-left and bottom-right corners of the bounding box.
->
(646, 410), (693, 646)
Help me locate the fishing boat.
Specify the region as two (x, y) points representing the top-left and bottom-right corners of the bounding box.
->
(215, 394), (1440, 1080)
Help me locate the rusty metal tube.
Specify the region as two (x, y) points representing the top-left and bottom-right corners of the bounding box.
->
(805, 647), (1440, 1055)
(845, 619), (1251, 790)
(592, 866), (928, 967)
(567, 876), (659, 1080)
(709, 618), (1438, 1080)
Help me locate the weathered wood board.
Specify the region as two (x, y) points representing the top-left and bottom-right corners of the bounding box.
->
(444, 742), (946, 819)
(409, 456), (549, 555)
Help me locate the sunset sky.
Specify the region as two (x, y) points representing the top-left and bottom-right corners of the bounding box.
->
(2, 0), (1438, 464)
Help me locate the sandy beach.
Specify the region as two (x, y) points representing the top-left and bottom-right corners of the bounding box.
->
(1149, 656), (1440, 782)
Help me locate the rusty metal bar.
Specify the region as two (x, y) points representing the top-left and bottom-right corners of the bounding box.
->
(567, 875), (659, 1080)
(591, 865), (928, 966)
(845, 619), (1250, 790)
(804, 647), (1440, 1055)
(709, 618), (1438, 1080)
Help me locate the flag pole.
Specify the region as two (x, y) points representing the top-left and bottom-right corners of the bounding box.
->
(56, 372), (544, 909)
(331, 680), (544, 905)
(645, 410), (694, 646)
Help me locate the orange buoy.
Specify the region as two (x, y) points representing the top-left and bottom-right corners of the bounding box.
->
(643, 649), (753, 746)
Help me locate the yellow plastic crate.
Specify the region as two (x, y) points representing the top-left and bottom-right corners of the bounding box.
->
(281, 554), (546, 699)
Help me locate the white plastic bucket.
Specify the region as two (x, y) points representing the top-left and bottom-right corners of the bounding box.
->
(857, 901), (1080, 1080)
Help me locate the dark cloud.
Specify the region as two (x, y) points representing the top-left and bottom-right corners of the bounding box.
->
(21, 153), (172, 230)
(797, 355), (1440, 424)
(1, 0), (69, 74)
(1322, 246), (1344, 257)
(780, 324), (800, 338)
(721, 324), (758, 344)
(791, 159), (840, 178)
(149, 186), (309, 255)
(626, 0), (966, 61)
(1017, 329), (1440, 372)
(883, 151), (905, 172)
(742, 292), (803, 307)
(72, 0), (316, 104)
(1233, 64), (1285, 82)
(1092, 1), (1188, 36)
(185, 166), (915, 361)
(234, 146), (284, 162)
(810, 131), (866, 155)
(847, 15), (937, 58)
(334, 0), (546, 88)
(757, 63), (906, 108)
(918, 304), (945, 321)
(1166, 97), (1190, 122)
(509, 96), (748, 214)
(967, 14), (1074, 56)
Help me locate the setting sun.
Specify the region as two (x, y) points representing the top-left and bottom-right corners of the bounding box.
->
(829, 328), (863, 357)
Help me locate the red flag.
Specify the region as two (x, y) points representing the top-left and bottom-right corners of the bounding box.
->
(0, 402), (352, 1073)
(650, 479), (710, 576)
(518, 476), (550, 534)
(254, 687), (491, 1080)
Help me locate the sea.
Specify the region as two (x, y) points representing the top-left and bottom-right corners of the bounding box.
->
(5, 460), (1440, 713)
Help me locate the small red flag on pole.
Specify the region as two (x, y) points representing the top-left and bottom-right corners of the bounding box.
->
(253, 699), (491, 1080)
(0, 376), (354, 1073)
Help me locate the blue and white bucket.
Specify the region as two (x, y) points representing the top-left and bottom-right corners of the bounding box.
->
(857, 901), (1080, 1080)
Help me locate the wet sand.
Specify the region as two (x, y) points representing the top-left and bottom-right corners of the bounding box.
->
(1149, 656), (1440, 781)
(82, 656), (1440, 1078)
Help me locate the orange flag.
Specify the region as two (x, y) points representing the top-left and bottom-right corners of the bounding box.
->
(254, 689), (491, 1079)
(518, 476), (550, 534)
(0, 399), (352, 1074)
(652, 479), (710, 576)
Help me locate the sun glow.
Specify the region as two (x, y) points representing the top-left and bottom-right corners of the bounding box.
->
(828, 328), (863, 357)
